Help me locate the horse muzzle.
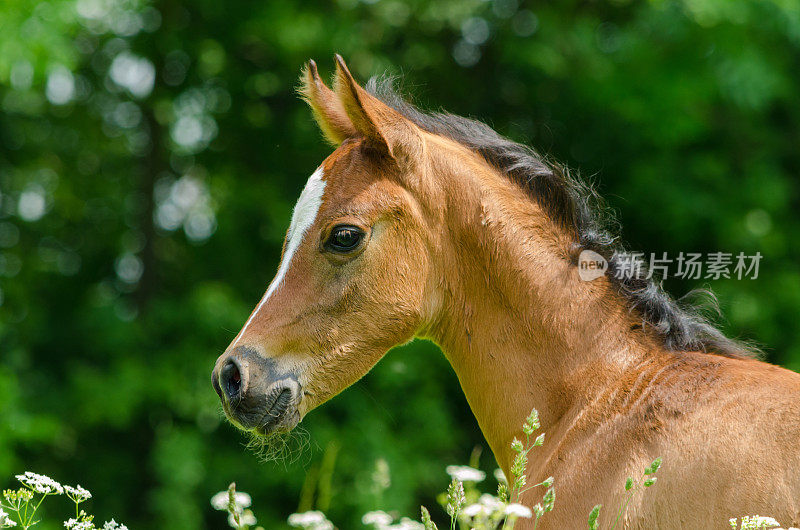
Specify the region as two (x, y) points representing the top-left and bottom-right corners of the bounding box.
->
(212, 347), (302, 436)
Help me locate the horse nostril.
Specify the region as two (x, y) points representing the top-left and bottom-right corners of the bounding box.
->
(212, 370), (223, 399)
(220, 359), (242, 404)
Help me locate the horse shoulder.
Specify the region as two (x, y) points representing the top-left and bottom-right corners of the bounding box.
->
(530, 354), (800, 529)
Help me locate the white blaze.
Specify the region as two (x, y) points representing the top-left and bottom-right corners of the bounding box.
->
(233, 167), (326, 345)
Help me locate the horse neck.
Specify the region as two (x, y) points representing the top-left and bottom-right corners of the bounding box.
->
(421, 150), (658, 473)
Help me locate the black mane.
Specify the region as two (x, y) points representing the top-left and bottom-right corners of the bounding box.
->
(366, 77), (754, 359)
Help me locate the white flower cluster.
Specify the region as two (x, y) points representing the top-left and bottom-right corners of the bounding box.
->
(0, 508), (18, 527)
(287, 510), (334, 530)
(445, 465), (486, 483)
(462, 494), (504, 518)
(730, 515), (799, 530)
(209, 484), (257, 529)
(102, 520), (129, 530)
(505, 504), (533, 518)
(62, 517), (127, 530)
(228, 511), (257, 529)
(459, 493), (533, 528)
(363, 511), (393, 527)
(65, 485), (92, 503)
(210, 490), (252, 512)
(361, 510), (424, 530)
(2, 471), (127, 530)
(15, 472), (64, 495)
(64, 518), (95, 530)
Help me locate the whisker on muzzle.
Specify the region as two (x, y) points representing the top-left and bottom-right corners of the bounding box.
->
(244, 425), (313, 466)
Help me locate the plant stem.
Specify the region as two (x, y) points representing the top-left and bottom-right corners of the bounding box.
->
(611, 489), (635, 530)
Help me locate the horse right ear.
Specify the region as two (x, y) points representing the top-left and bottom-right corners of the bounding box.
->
(298, 59), (358, 145)
(332, 54), (421, 161)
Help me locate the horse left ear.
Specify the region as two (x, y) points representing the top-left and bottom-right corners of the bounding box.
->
(333, 54), (418, 160)
(298, 59), (358, 145)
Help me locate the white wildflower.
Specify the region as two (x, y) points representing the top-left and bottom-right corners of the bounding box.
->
(461, 503), (486, 518)
(391, 518), (425, 529)
(288, 510), (332, 529)
(16, 471), (64, 495)
(445, 465), (486, 483)
(210, 490), (251, 511)
(505, 503), (533, 518)
(478, 493), (505, 512)
(0, 508), (17, 527)
(64, 518), (95, 530)
(736, 516), (782, 529)
(65, 485), (92, 503)
(102, 520), (129, 530)
(493, 468), (507, 484)
(231, 491), (251, 509)
(228, 509), (256, 528)
(362, 510), (393, 526)
(210, 491), (228, 511)
(754, 517), (781, 528)
(288, 511), (326, 526)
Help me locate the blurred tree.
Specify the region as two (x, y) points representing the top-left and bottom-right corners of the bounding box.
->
(0, 0), (798, 528)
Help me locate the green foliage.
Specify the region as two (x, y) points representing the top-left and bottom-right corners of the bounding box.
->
(587, 457), (663, 529)
(588, 505), (601, 530)
(421, 506), (438, 530)
(284, 408), (549, 529)
(1, 0), (799, 528)
(445, 479), (465, 528)
(504, 411), (553, 530)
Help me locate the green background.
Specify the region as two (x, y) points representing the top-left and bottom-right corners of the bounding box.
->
(1, 0), (799, 527)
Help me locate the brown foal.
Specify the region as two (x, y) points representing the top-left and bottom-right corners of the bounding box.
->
(211, 56), (800, 528)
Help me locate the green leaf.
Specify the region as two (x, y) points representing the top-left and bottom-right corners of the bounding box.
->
(496, 483), (508, 502)
(421, 506), (438, 530)
(543, 487), (556, 511)
(588, 505), (602, 530)
(645, 457), (662, 475)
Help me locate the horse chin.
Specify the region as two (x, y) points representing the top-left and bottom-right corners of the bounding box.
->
(244, 410), (308, 463)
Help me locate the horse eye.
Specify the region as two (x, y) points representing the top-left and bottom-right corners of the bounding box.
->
(325, 225), (364, 253)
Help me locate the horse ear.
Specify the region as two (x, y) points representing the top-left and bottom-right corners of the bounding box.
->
(333, 54), (417, 159)
(298, 59), (358, 145)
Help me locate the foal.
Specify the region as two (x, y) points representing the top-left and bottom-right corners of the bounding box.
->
(212, 56), (800, 528)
